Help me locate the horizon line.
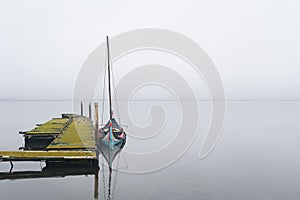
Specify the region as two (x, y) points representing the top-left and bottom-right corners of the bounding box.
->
(1, 98), (300, 102)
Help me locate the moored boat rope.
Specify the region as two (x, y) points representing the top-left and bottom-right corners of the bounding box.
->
(111, 64), (121, 124)
(101, 48), (108, 125)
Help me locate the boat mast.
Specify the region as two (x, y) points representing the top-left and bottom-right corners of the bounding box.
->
(106, 36), (113, 120)
(106, 36), (113, 172)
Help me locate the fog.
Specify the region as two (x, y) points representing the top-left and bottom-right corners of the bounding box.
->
(0, 0), (299, 100)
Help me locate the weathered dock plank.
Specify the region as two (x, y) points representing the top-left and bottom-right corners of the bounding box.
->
(0, 151), (96, 161)
(24, 118), (69, 135)
(47, 116), (95, 150)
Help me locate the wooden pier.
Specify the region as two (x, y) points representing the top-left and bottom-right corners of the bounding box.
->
(0, 166), (99, 181)
(0, 113), (98, 167)
(0, 151), (96, 161)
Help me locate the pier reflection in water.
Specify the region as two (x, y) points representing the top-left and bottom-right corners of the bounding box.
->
(0, 165), (100, 199)
(0, 151), (125, 200)
(0, 131), (126, 200)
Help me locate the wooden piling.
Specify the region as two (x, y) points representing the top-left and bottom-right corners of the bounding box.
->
(89, 103), (92, 119)
(94, 170), (99, 199)
(94, 103), (99, 159)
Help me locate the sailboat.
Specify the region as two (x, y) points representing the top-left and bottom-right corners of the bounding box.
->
(98, 36), (126, 173)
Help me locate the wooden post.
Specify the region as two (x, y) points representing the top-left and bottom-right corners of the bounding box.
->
(94, 102), (99, 158)
(94, 102), (99, 133)
(81, 101), (83, 116)
(94, 170), (99, 199)
(89, 103), (92, 119)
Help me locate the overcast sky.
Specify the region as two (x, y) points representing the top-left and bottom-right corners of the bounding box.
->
(0, 0), (299, 100)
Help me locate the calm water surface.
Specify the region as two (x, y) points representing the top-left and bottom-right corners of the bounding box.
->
(0, 101), (299, 200)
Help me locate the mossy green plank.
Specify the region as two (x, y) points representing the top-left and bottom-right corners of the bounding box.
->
(47, 117), (95, 150)
(0, 150), (96, 159)
(26, 118), (69, 135)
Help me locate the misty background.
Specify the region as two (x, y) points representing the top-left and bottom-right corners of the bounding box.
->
(0, 0), (299, 100)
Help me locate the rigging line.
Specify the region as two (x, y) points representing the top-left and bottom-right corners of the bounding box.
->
(111, 62), (121, 124)
(101, 44), (108, 124)
(106, 36), (120, 123)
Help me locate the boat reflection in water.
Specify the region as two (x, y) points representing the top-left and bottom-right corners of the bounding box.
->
(98, 118), (126, 200)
